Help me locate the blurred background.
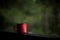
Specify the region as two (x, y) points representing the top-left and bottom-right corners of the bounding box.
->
(0, 0), (60, 35)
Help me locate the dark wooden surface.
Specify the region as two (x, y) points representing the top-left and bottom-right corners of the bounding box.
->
(0, 31), (60, 40)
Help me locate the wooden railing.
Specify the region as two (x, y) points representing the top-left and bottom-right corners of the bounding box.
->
(0, 23), (60, 40)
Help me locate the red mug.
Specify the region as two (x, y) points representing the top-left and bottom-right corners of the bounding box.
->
(17, 23), (28, 34)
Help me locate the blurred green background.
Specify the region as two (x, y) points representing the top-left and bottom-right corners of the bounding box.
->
(0, 0), (60, 35)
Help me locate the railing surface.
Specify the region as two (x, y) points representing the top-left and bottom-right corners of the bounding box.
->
(0, 31), (60, 40)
